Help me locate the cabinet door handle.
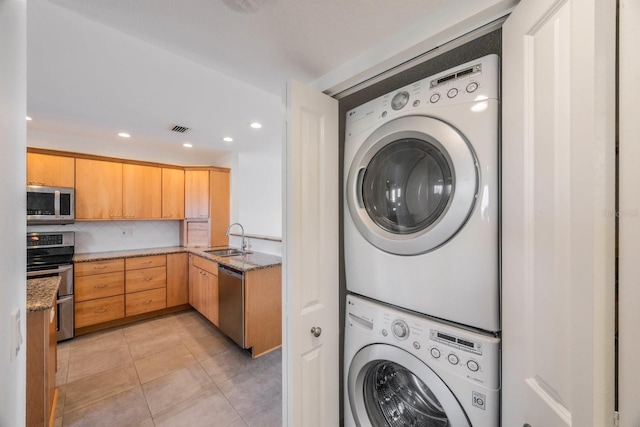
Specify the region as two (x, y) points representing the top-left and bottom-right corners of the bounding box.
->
(141, 261), (152, 264)
(93, 266), (107, 270)
(94, 308), (107, 313)
(94, 284), (107, 289)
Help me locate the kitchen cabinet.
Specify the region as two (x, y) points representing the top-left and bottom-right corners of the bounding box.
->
(185, 170), (209, 219)
(189, 254), (219, 325)
(74, 259), (125, 328)
(125, 255), (166, 316)
(26, 294), (57, 427)
(75, 159), (123, 220)
(244, 265), (282, 357)
(27, 152), (75, 187)
(162, 168), (185, 219)
(167, 253), (189, 307)
(123, 164), (162, 219)
(210, 169), (231, 247)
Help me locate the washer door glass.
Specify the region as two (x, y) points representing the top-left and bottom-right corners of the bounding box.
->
(346, 115), (478, 255)
(362, 138), (453, 235)
(363, 360), (449, 426)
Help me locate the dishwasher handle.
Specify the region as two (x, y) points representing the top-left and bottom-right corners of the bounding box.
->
(218, 265), (243, 280)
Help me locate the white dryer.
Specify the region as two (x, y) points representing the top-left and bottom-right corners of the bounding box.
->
(344, 294), (500, 427)
(344, 54), (500, 332)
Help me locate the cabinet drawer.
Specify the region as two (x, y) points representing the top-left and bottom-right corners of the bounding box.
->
(75, 259), (124, 277)
(75, 295), (124, 328)
(126, 255), (166, 271)
(126, 266), (166, 293)
(193, 255), (218, 275)
(126, 288), (166, 317)
(75, 272), (124, 302)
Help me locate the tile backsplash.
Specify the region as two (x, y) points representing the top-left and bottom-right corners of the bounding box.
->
(27, 221), (180, 254)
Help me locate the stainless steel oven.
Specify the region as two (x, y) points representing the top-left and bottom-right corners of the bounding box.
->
(27, 231), (75, 341)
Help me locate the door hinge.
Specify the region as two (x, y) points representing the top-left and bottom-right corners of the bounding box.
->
(614, 410), (620, 427)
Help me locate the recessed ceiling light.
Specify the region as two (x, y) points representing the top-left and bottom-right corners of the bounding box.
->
(118, 132), (131, 138)
(183, 143), (193, 148)
(25, 116), (32, 121)
(250, 122), (262, 129)
(223, 137), (234, 142)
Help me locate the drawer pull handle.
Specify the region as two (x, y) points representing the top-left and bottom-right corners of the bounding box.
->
(141, 261), (152, 264)
(143, 278), (152, 281)
(94, 266), (108, 270)
(143, 300), (153, 305)
(94, 284), (107, 289)
(94, 308), (107, 313)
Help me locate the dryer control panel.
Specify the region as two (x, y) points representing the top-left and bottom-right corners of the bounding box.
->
(345, 54), (500, 141)
(346, 294), (501, 390)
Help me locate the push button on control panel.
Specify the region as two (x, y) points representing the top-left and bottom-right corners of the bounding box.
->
(467, 360), (480, 372)
(447, 88), (458, 98)
(466, 82), (479, 93)
(430, 348), (441, 359)
(447, 353), (459, 365)
(429, 93), (440, 103)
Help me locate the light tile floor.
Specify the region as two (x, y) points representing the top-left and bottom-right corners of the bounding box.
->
(54, 309), (282, 427)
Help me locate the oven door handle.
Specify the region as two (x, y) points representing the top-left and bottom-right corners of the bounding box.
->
(27, 264), (73, 277)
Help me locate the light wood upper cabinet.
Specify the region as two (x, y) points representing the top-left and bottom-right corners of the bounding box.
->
(210, 170), (230, 247)
(75, 159), (123, 220)
(162, 168), (185, 219)
(27, 152), (75, 187)
(123, 164), (161, 219)
(185, 170), (209, 219)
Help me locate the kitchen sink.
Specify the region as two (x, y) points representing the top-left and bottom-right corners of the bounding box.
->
(205, 248), (252, 257)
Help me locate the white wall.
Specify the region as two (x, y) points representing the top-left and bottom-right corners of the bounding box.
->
(0, 1), (26, 425)
(229, 137), (283, 256)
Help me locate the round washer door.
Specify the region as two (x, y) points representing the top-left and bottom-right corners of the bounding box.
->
(346, 115), (478, 255)
(348, 344), (471, 427)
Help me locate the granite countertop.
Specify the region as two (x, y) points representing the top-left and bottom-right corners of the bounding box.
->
(27, 276), (61, 312)
(74, 246), (281, 272)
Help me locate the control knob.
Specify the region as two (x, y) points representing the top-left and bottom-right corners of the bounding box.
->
(391, 320), (409, 340)
(391, 91), (410, 110)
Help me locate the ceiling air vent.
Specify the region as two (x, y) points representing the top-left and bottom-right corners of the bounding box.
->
(170, 125), (190, 133)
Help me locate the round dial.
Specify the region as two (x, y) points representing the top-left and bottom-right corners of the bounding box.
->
(430, 93), (440, 103)
(447, 88), (458, 98)
(430, 348), (441, 359)
(467, 360), (480, 372)
(466, 82), (479, 93)
(447, 353), (459, 365)
(391, 320), (409, 339)
(391, 91), (410, 110)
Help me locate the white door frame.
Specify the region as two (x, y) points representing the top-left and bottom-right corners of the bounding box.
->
(618, 0), (640, 425)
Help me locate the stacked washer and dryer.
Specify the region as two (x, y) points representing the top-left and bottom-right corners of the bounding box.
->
(343, 54), (501, 426)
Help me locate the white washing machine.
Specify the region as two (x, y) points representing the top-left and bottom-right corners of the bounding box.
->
(344, 54), (500, 332)
(344, 294), (500, 427)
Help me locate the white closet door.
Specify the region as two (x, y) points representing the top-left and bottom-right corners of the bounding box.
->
(501, 0), (616, 426)
(283, 80), (339, 426)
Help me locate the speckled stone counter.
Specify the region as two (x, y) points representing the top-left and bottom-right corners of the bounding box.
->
(74, 246), (281, 272)
(27, 277), (60, 312)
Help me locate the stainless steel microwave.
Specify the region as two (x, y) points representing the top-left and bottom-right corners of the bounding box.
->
(27, 185), (75, 224)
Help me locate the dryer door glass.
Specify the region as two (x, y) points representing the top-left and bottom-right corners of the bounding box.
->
(363, 360), (449, 427)
(362, 138), (453, 234)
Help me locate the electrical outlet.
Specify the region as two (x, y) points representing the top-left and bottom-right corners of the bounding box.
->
(121, 228), (133, 238)
(10, 308), (22, 362)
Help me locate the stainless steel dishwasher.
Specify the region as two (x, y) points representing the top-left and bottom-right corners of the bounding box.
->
(218, 265), (244, 347)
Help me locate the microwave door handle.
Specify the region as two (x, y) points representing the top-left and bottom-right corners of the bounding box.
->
(54, 190), (60, 218)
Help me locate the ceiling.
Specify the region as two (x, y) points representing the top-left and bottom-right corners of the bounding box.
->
(26, 0), (514, 164)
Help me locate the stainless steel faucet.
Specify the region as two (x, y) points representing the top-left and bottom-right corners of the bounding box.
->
(226, 222), (246, 251)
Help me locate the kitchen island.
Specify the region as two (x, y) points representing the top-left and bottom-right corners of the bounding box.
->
(26, 276), (60, 427)
(73, 246), (282, 357)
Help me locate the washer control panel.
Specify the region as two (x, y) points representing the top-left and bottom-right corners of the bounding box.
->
(346, 294), (500, 389)
(345, 54), (499, 140)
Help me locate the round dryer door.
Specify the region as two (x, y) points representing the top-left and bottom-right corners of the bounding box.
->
(346, 115), (478, 255)
(348, 344), (471, 427)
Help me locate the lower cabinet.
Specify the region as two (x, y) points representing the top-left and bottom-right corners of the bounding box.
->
(75, 253), (190, 332)
(189, 254), (219, 325)
(26, 297), (57, 427)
